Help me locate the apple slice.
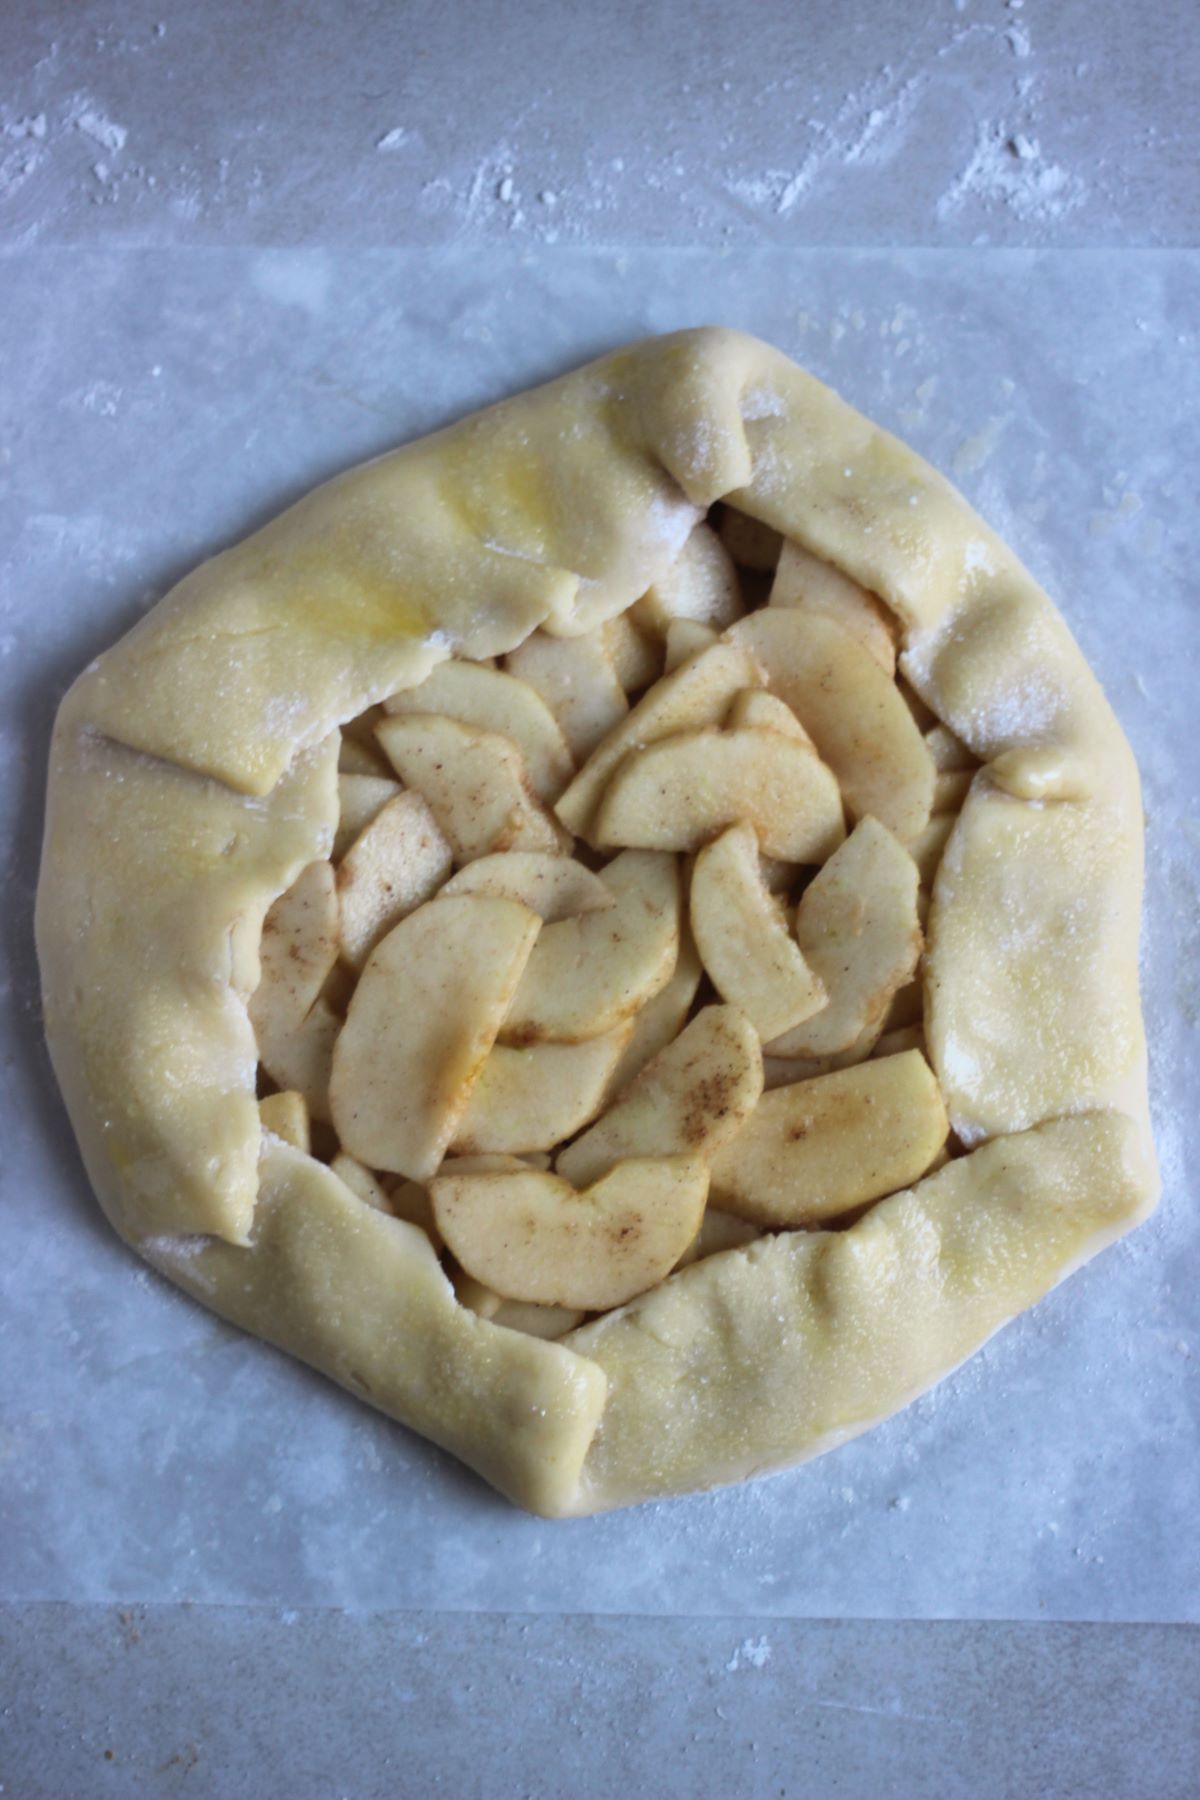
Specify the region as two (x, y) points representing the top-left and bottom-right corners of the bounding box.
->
(257, 998), (342, 1123)
(663, 619), (719, 673)
(633, 522), (744, 635)
(259, 1090), (310, 1153)
(441, 852), (613, 922)
(382, 660), (574, 802)
(556, 1004), (762, 1189)
(330, 1150), (392, 1212)
(603, 613), (661, 692)
(690, 823), (826, 1041)
(337, 791), (454, 971)
(593, 726), (845, 863)
(452, 1271), (584, 1339)
(334, 772), (402, 860)
(329, 893), (541, 1179)
(501, 849), (680, 1045)
(430, 1155), (709, 1311)
(249, 862), (342, 1115)
(375, 712), (570, 863)
(724, 685), (815, 748)
(491, 1299), (587, 1340)
(605, 930), (703, 1099)
(729, 609), (935, 842)
(451, 1024), (634, 1155)
(250, 861), (339, 1029)
(769, 539), (897, 675)
(709, 1049), (949, 1226)
(766, 818), (921, 1060)
(554, 639), (766, 840)
(504, 627), (630, 761)
(389, 1176), (443, 1250)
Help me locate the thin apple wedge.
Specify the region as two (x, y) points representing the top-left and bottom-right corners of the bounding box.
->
(632, 521), (744, 635)
(334, 772), (402, 860)
(383, 660), (575, 802)
(258, 1090), (311, 1153)
(556, 1004), (762, 1188)
(729, 609), (934, 842)
(442, 852), (613, 922)
(593, 725), (844, 862)
(767, 817), (922, 1060)
(769, 539), (897, 674)
(430, 1155), (709, 1310)
(605, 930), (703, 1099)
(330, 1150), (392, 1212)
(504, 627), (629, 761)
(337, 791), (454, 970)
(690, 823), (826, 1041)
(375, 712), (570, 863)
(501, 849), (680, 1045)
(709, 1049), (949, 1227)
(329, 893), (541, 1179)
(554, 639), (765, 840)
(451, 1025), (634, 1155)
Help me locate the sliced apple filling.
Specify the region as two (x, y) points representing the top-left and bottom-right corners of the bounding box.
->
(250, 519), (978, 1341)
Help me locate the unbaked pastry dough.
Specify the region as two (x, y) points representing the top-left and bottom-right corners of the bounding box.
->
(36, 328), (1157, 1517)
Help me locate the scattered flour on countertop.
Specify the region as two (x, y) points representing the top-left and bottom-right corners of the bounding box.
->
(726, 1637), (772, 1672)
(937, 123), (1086, 223)
(75, 104), (128, 153)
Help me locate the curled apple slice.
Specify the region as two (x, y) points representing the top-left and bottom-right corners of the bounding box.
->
(709, 1049), (949, 1227)
(329, 893), (541, 1180)
(767, 817), (922, 1061)
(501, 849), (680, 1046)
(594, 726), (844, 863)
(375, 712), (569, 863)
(690, 823), (826, 1041)
(383, 660), (574, 802)
(729, 609), (934, 842)
(556, 1004), (762, 1189)
(430, 1155), (709, 1311)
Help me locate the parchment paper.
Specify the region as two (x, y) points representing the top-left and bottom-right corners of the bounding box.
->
(2, 247), (1196, 1619)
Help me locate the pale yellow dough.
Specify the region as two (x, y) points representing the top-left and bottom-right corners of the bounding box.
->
(36, 328), (1157, 1516)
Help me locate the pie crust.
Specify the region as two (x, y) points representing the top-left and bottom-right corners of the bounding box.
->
(36, 329), (1158, 1516)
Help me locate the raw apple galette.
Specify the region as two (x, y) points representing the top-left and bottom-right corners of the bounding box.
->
(36, 329), (1157, 1516)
